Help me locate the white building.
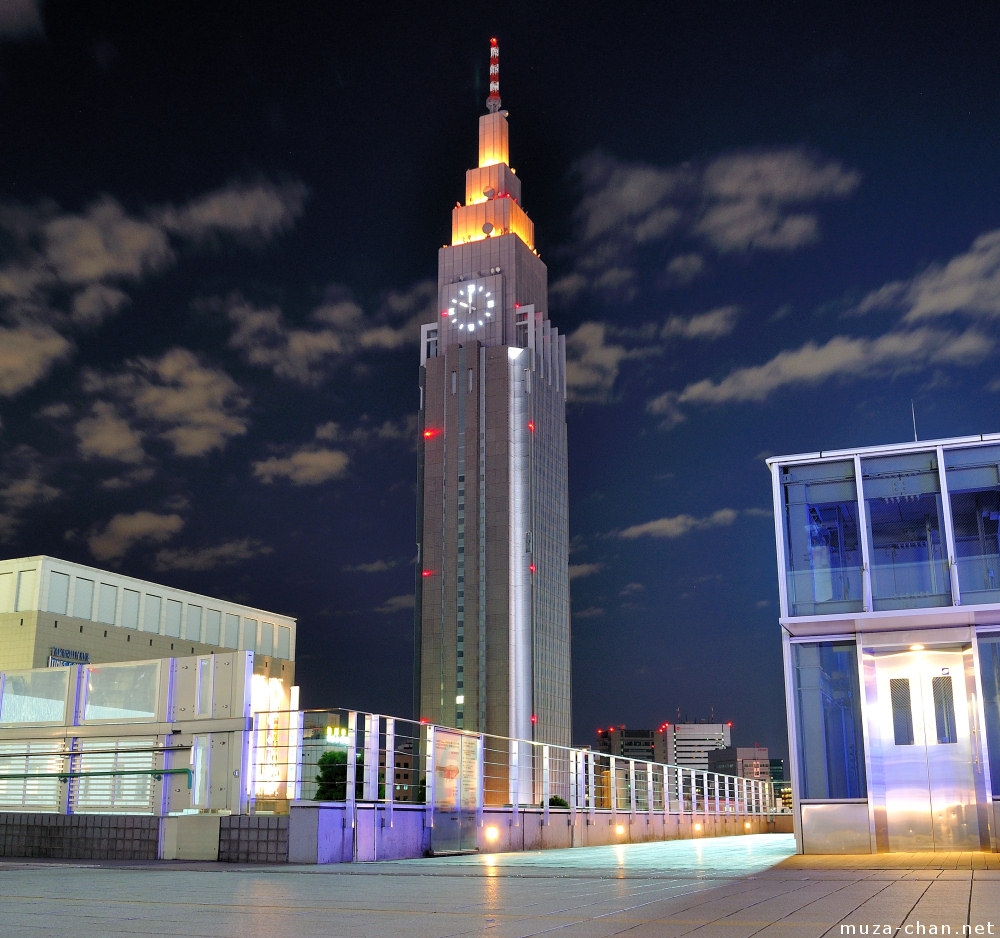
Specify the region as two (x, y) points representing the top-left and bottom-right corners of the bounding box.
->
(768, 433), (1000, 853)
(0, 555), (295, 682)
(659, 722), (732, 770)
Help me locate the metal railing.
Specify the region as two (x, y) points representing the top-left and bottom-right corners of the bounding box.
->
(250, 709), (777, 819)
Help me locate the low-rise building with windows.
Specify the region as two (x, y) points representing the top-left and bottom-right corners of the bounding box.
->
(768, 433), (1000, 853)
(0, 556), (295, 683)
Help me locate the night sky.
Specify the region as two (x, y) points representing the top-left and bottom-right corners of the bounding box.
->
(3, 2), (1000, 761)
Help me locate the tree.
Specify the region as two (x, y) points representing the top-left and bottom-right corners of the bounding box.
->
(314, 749), (349, 801)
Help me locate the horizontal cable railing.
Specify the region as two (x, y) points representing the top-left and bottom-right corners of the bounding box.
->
(250, 709), (778, 819)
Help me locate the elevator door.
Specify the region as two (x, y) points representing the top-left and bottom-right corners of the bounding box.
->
(872, 647), (980, 851)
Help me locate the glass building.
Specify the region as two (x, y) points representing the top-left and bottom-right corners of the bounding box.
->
(413, 40), (572, 802)
(768, 434), (1000, 853)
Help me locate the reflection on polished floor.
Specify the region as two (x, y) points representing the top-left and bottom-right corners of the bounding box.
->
(5, 834), (1000, 937)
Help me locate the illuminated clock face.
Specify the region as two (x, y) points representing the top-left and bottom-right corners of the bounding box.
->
(446, 281), (495, 332)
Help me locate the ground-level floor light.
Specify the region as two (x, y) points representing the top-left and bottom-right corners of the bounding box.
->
(485, 825), (499, 842)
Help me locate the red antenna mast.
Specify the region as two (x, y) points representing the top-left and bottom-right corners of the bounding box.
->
(487, 37), (501, 113)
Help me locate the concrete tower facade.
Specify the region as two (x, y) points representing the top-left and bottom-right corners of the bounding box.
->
(414, 41), (571, 758)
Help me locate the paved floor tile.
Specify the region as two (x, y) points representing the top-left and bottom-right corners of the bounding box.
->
(4, 835), (1000, 937)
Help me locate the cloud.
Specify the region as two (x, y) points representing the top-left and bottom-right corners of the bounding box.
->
(222, 283), (429, 386)
(858, 229), (1000, 324)
(88, 511), (184, 562)
(661, 306), (740, 340)
(225, 294), (345, 386)
(676, 326), (993, 405)
(573, 607), (606, 619)
(564, 322), (651, 403)
(82, 348), (250, 458)
(568, 562), (604, 580)
(617, 508), (738, 539)
(253, 447), (350, 485)
(71, 283), (130, 326)
(376, 594), (415, 614)
(344, 559), (399, 573)
(43, 196), (174, 284)
(0, 323), (73, 396)
(0, 445), (58, 537)
(0, 0), (43, 40)
(158, 181), (308, 242)
(562, 147), (860, 303)
(75, 401), (146, 464)
(154, 538), (273, 572)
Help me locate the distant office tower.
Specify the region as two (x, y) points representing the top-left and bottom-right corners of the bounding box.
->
(660, 722), (732, 770)
(708, 746), (771, 780)
(414, 40), (571, 758)
(595, 727), (656, 761)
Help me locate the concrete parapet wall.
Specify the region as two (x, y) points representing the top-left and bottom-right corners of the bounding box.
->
(218, 814), (288, 863)
(286, 804), (774, 864)
(0, 812), (158, 860)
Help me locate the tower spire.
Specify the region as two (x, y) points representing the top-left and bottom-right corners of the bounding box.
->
(486, 37), (501, 113)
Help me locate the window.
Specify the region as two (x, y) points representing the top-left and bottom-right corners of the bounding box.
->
(185, 605), (203, 642)
(791, 640), (867, 799)
(122, 589), (140, 629)
(73, 578), (94, 620)
(862, 451), (949, 610)
(142, 595), (161, 633)
(945, 444), (1000, 605)
(889, 678), (914, 745)
(205, 609), (221, 645)
(977, 633), (1000, 784)
(96, 584), (117, 625)
(781, 460), (863, 616)
(165, 599), (182, 637)
(47, 571), (70, 615)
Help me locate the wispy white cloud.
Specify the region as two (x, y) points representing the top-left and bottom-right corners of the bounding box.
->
(617, 508), (738, 539)
(0, 445), (58, 537)
(561, 147), (860, 302)
(344, 559), (399, 573)
(158, 181), (307, 242)
(568, 562), (604, 580)
(81, 348), (250, 458)
(253, 447), (350, 485)
(88, 510), (184, 562)
(858, 229), (1000, 323)
(154, 538), (273, 572)
(673, 326), (993, 406)
(661, 306), (740, 340)
(564, 322), (651, 402)
(376, 593), (415, 614)
(0, 323), (72, 396)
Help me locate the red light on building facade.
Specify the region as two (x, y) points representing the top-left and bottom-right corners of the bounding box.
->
(422, 570), (435, 578)
(527, 421), (535, 432)
(423, 428), (441, 439)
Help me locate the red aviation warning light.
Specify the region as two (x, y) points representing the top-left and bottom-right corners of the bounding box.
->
(423, 428), (441, 439)
(486, 38), (501, 113)
(421, 570), (435, 577)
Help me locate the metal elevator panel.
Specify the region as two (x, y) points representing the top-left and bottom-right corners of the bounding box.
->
(869, 647), (980, 851)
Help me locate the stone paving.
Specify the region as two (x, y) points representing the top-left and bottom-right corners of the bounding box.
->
(3, 834), (1000, 937)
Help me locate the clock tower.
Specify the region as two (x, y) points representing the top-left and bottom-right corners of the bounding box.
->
(414, 39), (571, 801)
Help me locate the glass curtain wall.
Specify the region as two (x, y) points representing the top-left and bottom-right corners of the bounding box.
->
(945, 444), (1000, 606)
(861, 452), (950, 611)
(781, 460), (864, 617)
(791, 640), (867, 799)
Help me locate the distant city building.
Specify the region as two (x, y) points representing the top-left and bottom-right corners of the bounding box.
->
(414, 39), (571, 764)
(595, 726), (656, 761)
(708, 746), (770, 780)
(595, 722), (733, 769)
(660, 722), (732, 770)
(769, 433), (1000, 853)
(0, 555), (295, 682)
